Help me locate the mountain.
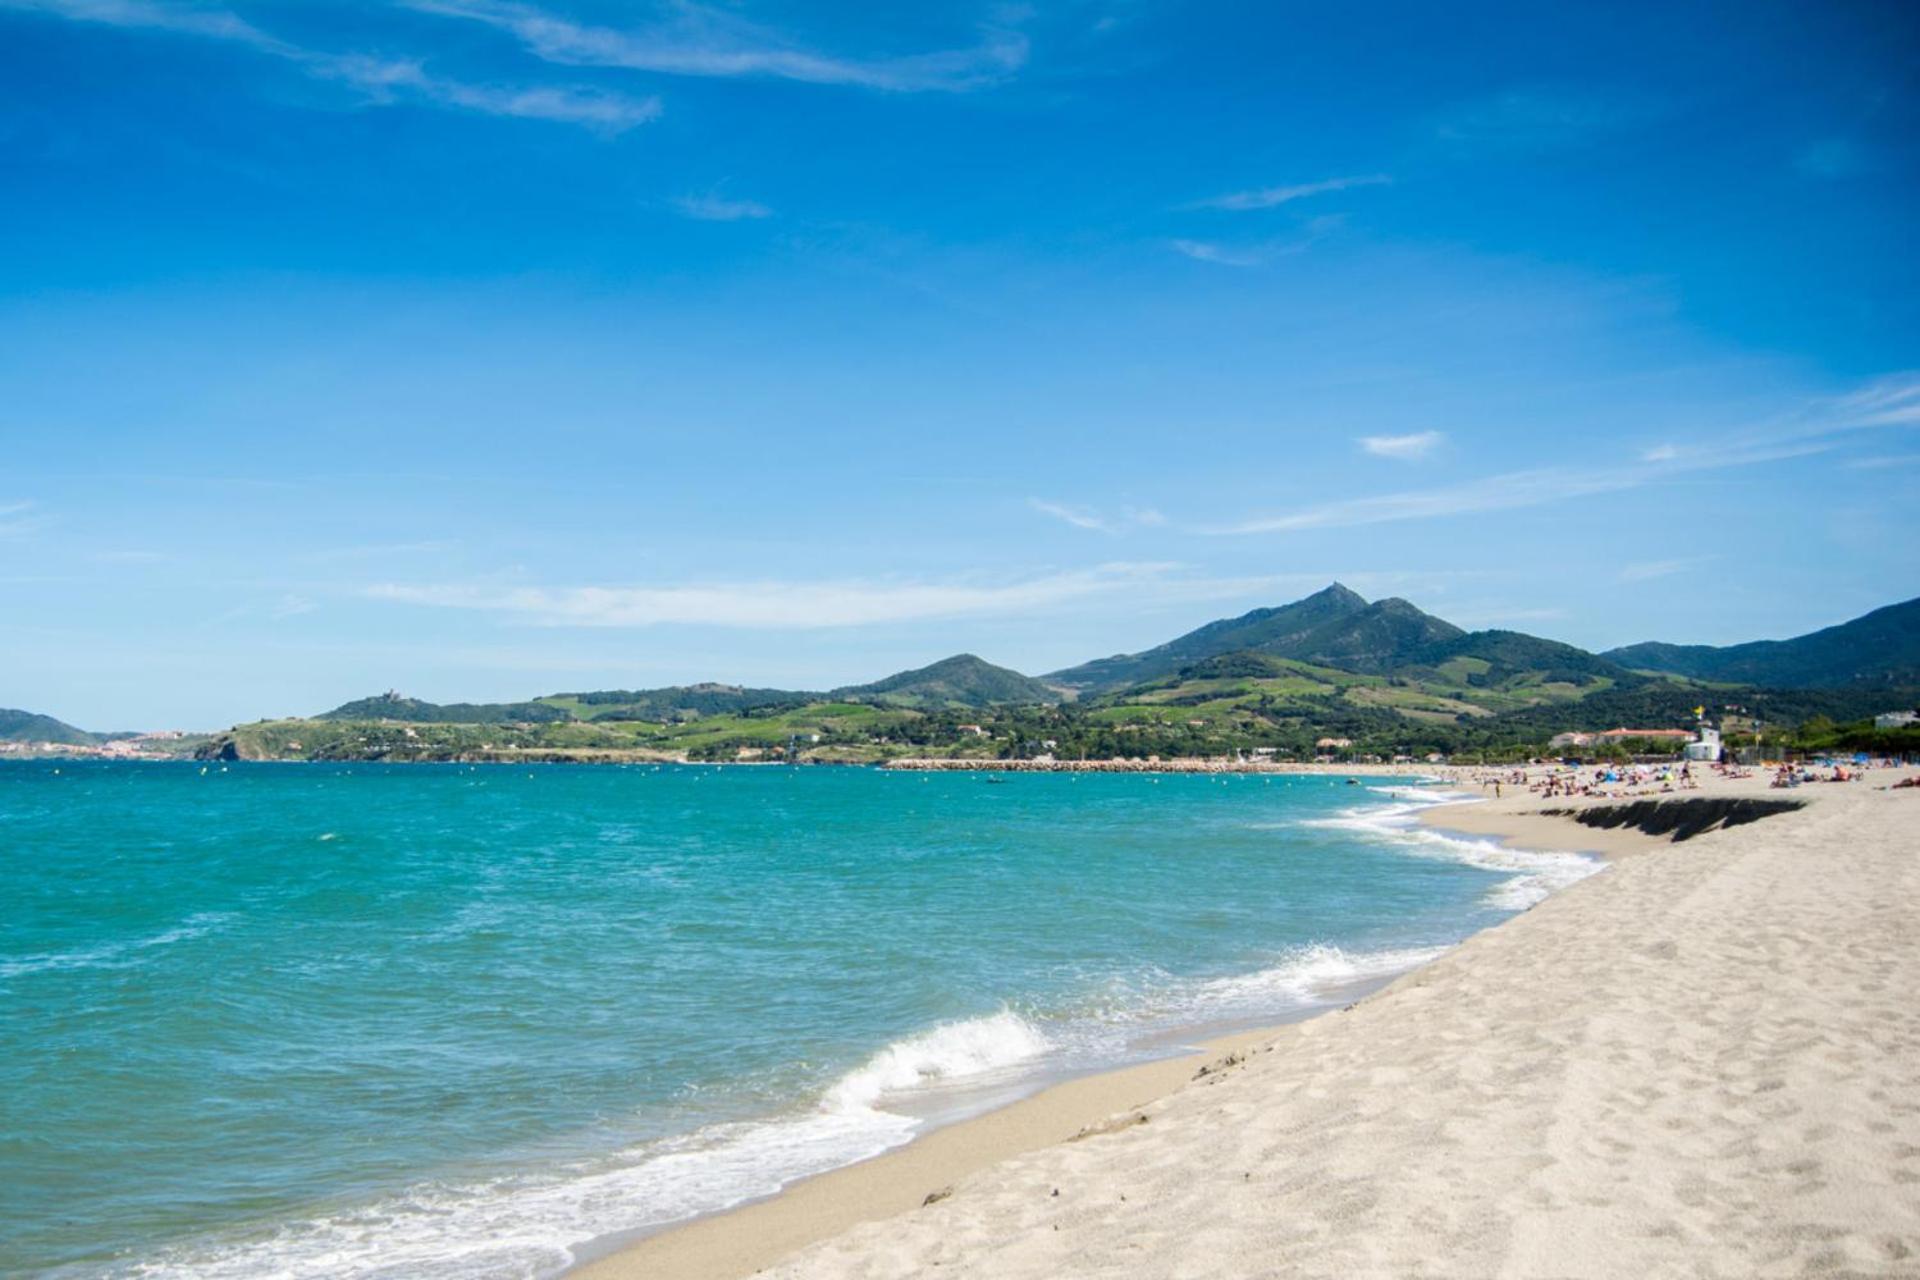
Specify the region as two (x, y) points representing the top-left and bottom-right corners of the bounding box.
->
(1047, 583), (1371, 691)
(1413, 630), (1626, 684)
(1604, 597), (1920, 689)
(1048, 585), (1476, 689)
(0, 708), (97, 745)
(548, 684), (815, 721)
(1282, 596), (1467, 673)
(839, 654), (1063, 708)
(317, 692), (574, 724)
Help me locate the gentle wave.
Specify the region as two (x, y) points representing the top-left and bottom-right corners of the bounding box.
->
(114, 1011), (1050, 1280)
(1305, 787), (1601, 910)
(110, 952), (1441, 1280)
(826, 1009), (1050, 1111)
(0, 913), (233, 980)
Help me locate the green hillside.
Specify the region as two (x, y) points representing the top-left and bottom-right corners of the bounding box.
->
(1046, 583), (1369, 691)
(838, 654), (1063, 708)
(0, 708), (96, 745)
(1605, 597), (1920, 689)
(318, 692), (573, 724)
(538, 684), (815, 722)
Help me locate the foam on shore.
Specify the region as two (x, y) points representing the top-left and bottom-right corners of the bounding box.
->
(111, 784), (1586, 1280)
(1306, 786), (1603, 909)
(119, 938), (1458, 1280)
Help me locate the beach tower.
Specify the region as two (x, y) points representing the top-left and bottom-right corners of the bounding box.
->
(1684, 725), (1722, 762)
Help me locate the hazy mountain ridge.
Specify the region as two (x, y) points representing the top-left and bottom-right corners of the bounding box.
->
(1604, 597), (1920, 689)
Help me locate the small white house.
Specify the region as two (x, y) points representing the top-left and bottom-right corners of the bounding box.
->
(1684, 726), (1722, 762)
(1874, 710), (1918, 729)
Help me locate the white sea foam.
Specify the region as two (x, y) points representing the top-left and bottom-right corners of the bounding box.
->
(0, 912), (233, 980)
(1306, 788), (1601, 910)
(116, 1012), (1052, 1280)
(826, 1010), (1051, 1111)
(1180, 942), (1451, 1014)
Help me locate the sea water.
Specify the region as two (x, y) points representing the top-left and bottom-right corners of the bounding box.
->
(0, 762), (1598, 1278)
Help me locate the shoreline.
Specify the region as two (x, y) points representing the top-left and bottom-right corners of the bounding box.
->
(566, 777), (1633, 1280)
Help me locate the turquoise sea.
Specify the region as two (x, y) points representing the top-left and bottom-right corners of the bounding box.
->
(0, 762), (1598, 1278)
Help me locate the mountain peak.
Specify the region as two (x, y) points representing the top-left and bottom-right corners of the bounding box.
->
(839, 654), (1061, 708)
(1044, 582), (1373, 691)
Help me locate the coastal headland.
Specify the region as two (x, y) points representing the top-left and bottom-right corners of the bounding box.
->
(573, 765), (1920, 1279)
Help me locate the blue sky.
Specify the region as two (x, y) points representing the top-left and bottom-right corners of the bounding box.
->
(2, 0), (1916, 728)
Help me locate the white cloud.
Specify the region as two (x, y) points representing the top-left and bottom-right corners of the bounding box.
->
(1190, 173), (1390, 213)
(1029, 499), (1115, 533)
(1170, 239), (1263, 268)
(1358, 430), (1443, 461)
(1204, 373), (1920, 537)
(1029, 500), (1168, 535)
(1616, 556), (1715, 583)
(3, 0), (661, 131)
(674, 192), (774, 222)
(407, 0), (1029, 92)
(367, 563), (1259, 628)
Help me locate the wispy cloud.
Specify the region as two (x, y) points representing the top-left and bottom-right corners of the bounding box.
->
(1358, 430), (1443, 461)
(674, 191), (774, 222)
(0, 500), (46, 538)
(407, 0), (1029, 92)
(1189, 173), (1389, 213)
(1617, 556), (1715, 583)
(1029, 500), (1166, 535)
(369, 563), (1220, 629)
(1029, 499), (1115, 533)
(272, 593), (319, 618)
(3, 0), (661, 131)
(1170, 239), (1264, 268)
(1203, 374), (1920, 536)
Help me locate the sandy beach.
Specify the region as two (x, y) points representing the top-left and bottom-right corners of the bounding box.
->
(576, 765), (1920, 1279)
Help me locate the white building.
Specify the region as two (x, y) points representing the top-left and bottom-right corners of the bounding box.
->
(1874, 710), (1918, 729)
(1684, 726), (1722, 762)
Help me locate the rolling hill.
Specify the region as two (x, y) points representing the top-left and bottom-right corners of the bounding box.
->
(318, 692), (575, 724)
(838, 654), (1064, 708)
(540, 684), (815, 722)
(1604, 597), (1920, 689)
(0, 708), (96, 745)
(1046, 583), (1372, 691)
